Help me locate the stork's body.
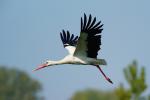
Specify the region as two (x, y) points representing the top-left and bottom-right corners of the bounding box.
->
(45, 55), (106, 65)
(34, 14), (113, 84)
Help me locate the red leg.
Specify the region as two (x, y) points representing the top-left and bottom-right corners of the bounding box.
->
(95, 65), (113, 84)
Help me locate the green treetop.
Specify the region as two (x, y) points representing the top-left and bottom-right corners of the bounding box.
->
(0, 66), (43, 100)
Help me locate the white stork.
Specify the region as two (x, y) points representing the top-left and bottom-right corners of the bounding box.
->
(34, 14), (113, 84)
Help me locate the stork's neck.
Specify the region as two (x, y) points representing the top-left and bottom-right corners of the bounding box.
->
(47, 59), (67, 66)
(46, 55), (73, 66)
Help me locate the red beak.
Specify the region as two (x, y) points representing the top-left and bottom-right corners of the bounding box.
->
(33, 63), (48, 71)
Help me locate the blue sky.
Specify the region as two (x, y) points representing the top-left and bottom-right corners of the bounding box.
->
(0, 0), (150, 99)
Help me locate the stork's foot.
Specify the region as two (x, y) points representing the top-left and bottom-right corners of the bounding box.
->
(106, 77), (113, 84)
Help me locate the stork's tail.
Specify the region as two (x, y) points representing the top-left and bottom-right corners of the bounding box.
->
(96, 59), (107, 65)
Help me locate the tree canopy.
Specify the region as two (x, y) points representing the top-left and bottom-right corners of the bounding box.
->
(71, 89), (117, 100)
(0, 66), (42, 100)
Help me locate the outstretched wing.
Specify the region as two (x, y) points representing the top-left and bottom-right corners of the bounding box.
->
(60, 30), (78, 54)
(74, 14), (103, 58)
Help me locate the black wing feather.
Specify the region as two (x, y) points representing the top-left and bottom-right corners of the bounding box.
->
(92, 21), (101, 29)
(83, 14), (87, 30)
(62, 30), (67, 42)
(60, 30), (78, 47)
(69, 34), (74, 42)
(86, 14), (92, 29)
(88, 17), (96, 30)
(67, 31), (70, 41)
(81, 14), (103, 58)
(81, 17), (83, 31)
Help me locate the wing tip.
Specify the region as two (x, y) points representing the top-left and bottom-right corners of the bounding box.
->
(81, 14), (103, 34)
(60, 30), (78, 47)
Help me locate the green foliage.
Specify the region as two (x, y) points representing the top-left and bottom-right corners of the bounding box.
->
(123, 61), (147, 100)
(148, 95), (150, 100)
(0, 66), (42, 100)
(71, 60), (149, 100)
(115, 84), (131, 100)
(71, 89), (117, 100)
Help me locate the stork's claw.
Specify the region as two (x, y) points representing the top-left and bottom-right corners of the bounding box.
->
(107, 78), (113, 84)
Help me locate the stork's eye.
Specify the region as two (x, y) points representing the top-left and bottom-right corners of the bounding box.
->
(45, 62), (48, 64)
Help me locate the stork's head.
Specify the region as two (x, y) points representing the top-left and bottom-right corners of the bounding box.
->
(34, 60), (54, 71)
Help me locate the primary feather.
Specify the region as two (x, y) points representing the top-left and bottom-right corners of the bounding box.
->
(60, 30), (78, 47)
(74, 14), (103, 58)
(60, 30), (78, 55)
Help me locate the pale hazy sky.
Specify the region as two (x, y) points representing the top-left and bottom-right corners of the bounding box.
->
(0, 0), (150, 100)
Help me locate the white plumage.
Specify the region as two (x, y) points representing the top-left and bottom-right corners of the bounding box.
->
(34, 14), (113, 84)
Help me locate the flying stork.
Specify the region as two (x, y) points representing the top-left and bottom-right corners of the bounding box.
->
(34, 14), (113, 84)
